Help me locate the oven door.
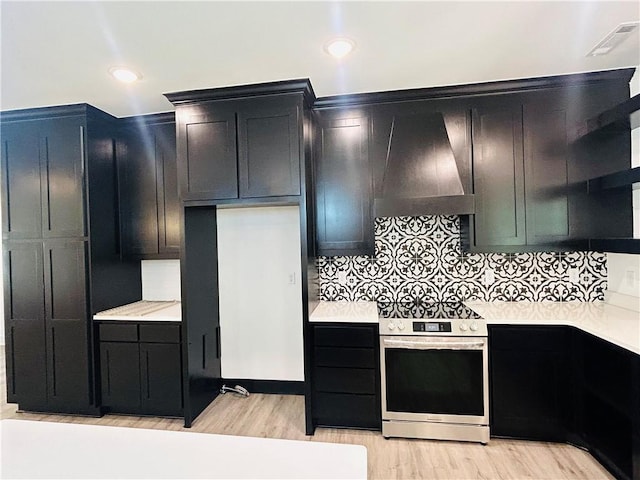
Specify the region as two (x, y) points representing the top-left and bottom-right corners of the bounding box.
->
(380, 335), (489, 425)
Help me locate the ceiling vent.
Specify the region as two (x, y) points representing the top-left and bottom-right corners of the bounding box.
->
(587, 21), (639, 56)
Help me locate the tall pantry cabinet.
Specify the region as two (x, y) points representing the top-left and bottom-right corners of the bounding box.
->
(1, 104), (141, 414)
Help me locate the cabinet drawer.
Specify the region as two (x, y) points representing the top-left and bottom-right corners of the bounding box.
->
(490, 326), (566, 351)
(314, 392), (380, 429)
(314, 325), (376, 348)
(314, 367), (376, 394)
(139, 323), (181, 343)
(99, 323), (138, 342)
(314, 347), (375, 369)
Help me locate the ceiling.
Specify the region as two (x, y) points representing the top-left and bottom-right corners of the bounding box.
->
(1, 1), (639, 118)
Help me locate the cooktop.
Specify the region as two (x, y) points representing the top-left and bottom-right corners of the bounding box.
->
(377, 302), (483, 320)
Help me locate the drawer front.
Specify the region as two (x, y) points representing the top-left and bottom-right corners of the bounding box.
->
(314, 325), (376, 348)
(314, 346), (375, 369)
(139, 323), (181, 343)
(313, 392), (381, 430)
(490, 326), (566, 351)
(99, 323), (138, 342)
(314, 367), (376, 394)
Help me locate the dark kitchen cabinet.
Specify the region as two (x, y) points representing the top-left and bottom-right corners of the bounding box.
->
(98, 321), (183, 416)
(100, 341), (141, 412)
(118, 114), (179, 258)
(573, 330), (638, 480)
(1, 104), (142, 416)
(4, 239), (92, 413)
(1, 117), (85, 240)
(310, 323), (381, 431)
(470, 96), (584, 251)
(489, 325), (568, 441)
(468, 73), (633, 252)
(172, 95), (302, 202)
(490, 324), (640, 480)
(471, 104), (526, 248)
(3, 242), (47, 406)
(315, 110), (373, 256)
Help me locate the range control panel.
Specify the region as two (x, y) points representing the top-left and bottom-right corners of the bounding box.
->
(379, 317), (488, 336)
(412, 321), (452, 333)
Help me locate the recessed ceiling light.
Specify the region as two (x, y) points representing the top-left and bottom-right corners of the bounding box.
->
(109, 66), (141, 83)
(324, 38), (356, 59)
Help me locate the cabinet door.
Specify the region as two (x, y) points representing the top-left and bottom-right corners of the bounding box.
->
(178, 106), (238, 201)
(43, 239), (92, 411)
(315, 113), (373, 256)
(40, 117), (86, 238)
(1, 122), (43, 239)
(140, 343), (183, 416)
(3, 242), (47, 407)
(155, 122), (180, 254)
(523, 104), (571, 245)
(471, 104), (526, 247)
(119, 126), (160, 256)
(490, 326), (567, 441)
(237, 103), (300, 198)
(100, 341), (141, 412)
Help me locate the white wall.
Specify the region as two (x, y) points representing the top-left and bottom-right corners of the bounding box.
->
(0, 199), (3, 345)
(607, 253), (640, 299)
(631, 69), (640, 238)
(141, 259), (181, 301)
(216, 206), (304, 382)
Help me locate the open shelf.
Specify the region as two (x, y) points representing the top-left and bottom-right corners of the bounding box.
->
(589, 238), (640, 254)
(588, 166), (640, 192)
(573, 93), (640, 141)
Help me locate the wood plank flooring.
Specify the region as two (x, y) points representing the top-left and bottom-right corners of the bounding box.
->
(0, 347), (613, 479)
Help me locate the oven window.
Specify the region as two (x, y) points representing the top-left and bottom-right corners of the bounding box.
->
(385, 348), (484, 416)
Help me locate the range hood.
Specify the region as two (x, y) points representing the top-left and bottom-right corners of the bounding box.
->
(374, 112), (475, 217)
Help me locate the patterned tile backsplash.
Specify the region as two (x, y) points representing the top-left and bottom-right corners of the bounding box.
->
(319, 216), (607, 302)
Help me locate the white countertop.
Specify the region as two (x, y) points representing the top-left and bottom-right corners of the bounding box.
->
(465, 301), (640, 355)
(310, 301), (379, 323)
(310, 300), (640, 355)
(93, 300), (181, 322)
(0, 419), (367, 479)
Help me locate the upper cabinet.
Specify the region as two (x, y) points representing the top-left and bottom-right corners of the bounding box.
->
(118, 113), (179, 258)
(166, 80), (315, 203)
(465, 70), (634, 252)
(314, 109), (373, 256)
(1, 115), (86, 240)
(471, 102), (526, 248)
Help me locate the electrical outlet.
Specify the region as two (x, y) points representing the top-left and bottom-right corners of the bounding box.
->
(568, 268), (580, 284)
(484, 269), (495, 286)
(337, 271), (347, 285)
(625, 269), (637, 288)
(288, 272), (296, 285)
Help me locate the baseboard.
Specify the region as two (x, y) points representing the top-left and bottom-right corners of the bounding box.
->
(221, 378), (304, 395)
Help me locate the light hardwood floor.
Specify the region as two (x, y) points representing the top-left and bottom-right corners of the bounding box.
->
(0, 347), (612, 479)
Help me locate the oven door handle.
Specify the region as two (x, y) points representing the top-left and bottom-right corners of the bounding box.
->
(382, 338), (486, 350)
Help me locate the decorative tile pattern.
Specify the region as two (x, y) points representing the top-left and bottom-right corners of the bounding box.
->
(318, 216), (607, 302)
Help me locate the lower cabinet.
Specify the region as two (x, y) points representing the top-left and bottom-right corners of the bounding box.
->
(489, 326), (568, 441)
(98, 321), (183, 416)
(490, 325), (640, 480)
(311, 323), (381, 430)
(575, 330), (638, 480)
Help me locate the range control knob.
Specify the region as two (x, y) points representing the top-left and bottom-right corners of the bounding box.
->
(459, 322), (469, 332)
(397, 321), (405, 331)
(387, 321), (396, 331)
(470, 321), (479, 332)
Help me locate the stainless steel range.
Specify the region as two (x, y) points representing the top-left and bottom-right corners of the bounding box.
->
(378, 302), (489, 444)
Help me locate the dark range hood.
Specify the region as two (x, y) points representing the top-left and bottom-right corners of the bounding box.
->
(374, 112), (475, 217)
